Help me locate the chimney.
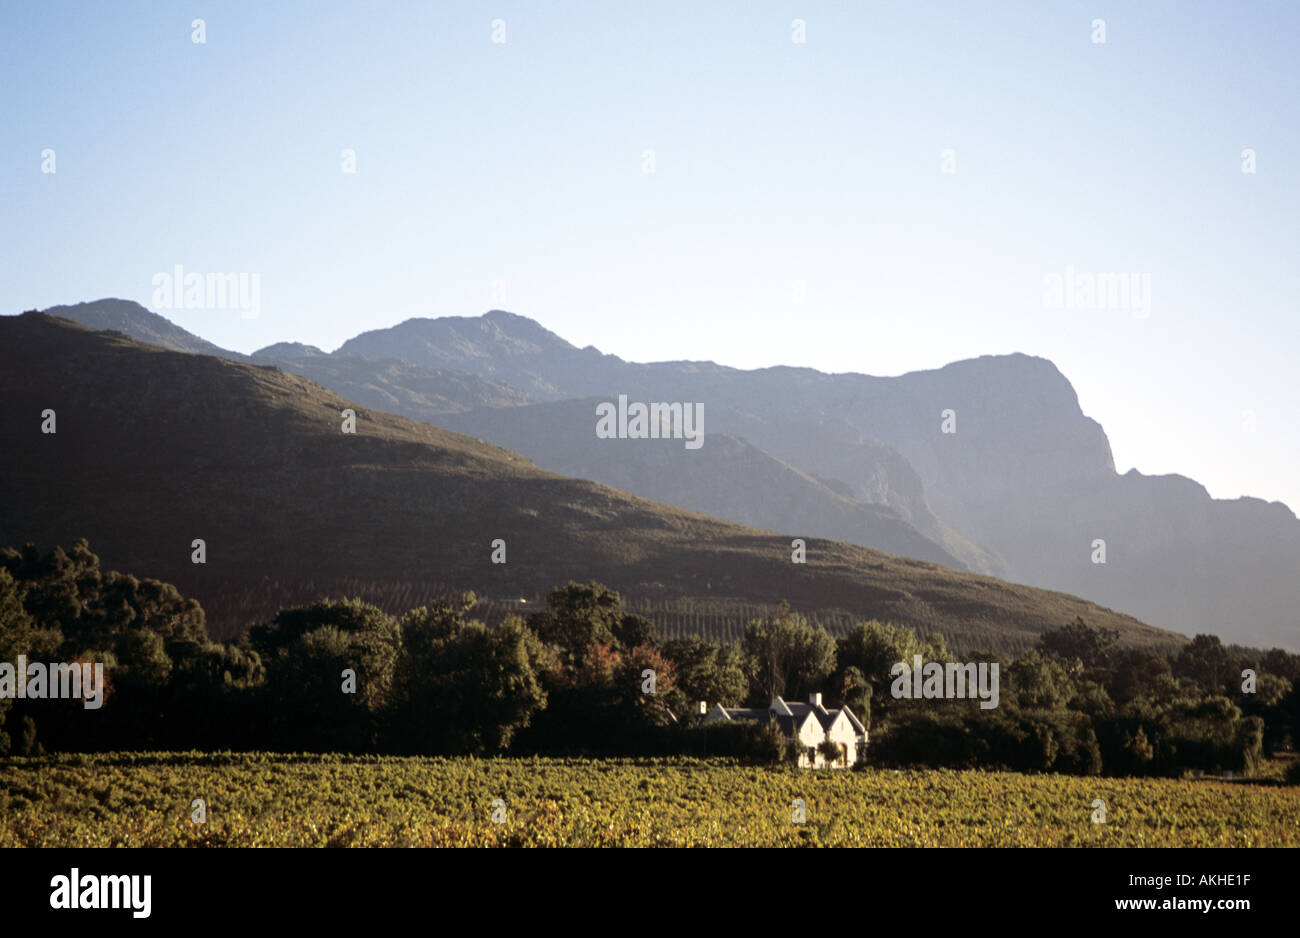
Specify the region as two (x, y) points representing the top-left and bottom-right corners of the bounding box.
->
(809, 692), (822, 708)
(697, 701), (707, 715)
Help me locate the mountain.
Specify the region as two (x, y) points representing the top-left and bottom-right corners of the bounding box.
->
(249, 352), (536, 416)
(436, 397), (968, 569)
(33, 300), (1299, 648)
(336, 310), (601, 399)
(0, 312), (1175, 655)
(253, 341), (327, 360)
(38, 298), (249, 360)
(44, 300), (965, 569)
(47, 298), (537, 417)
(332, 311), (1300, 649)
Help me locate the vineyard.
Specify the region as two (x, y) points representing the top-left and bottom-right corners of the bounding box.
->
(195, 579), (1122, 659)
(622, 596), (1051, 656)
(2, 753), (1297, 847)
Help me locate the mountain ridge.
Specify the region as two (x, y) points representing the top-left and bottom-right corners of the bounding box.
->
(0, 311), (1179, 654)
(25, 298), (1298, 648)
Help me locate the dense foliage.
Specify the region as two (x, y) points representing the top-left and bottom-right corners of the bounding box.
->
(2, 540), (1297, 780)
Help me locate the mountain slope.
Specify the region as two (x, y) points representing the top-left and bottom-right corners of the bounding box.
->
(437, 397), (967, 569)
(41, 299), (967, 569)
(250, 352), (537, 416)
(33, 301), (1298, 647)
(46, 298), (535, 416)
(0, 312), (1176, 653)
(331, 311), (1300, 648)
(38, 298), (249, 360)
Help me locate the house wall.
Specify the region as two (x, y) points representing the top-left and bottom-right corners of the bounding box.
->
(697, 699), (862, 769)
(826, 714), (858, 767)
(796, 717), (825, 768)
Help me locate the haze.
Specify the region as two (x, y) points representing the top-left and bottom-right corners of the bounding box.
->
(2, 0), (1297, 510)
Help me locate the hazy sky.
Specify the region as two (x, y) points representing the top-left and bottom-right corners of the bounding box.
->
(3, 1), (1297, 511)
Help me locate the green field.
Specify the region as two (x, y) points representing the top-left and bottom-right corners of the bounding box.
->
(2, 753), (1298, 847)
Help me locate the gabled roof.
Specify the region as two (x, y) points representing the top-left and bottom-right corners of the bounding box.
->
(772, 714), (799, 736)
(718, 707), (769, 722)
(838, 706), (866, 734)
(706, 695), (865, 739)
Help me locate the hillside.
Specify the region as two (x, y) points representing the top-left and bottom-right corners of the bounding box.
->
(250, 351), (537, 416)
(336, 311), (1300, 649)
(43, 299), (982, 576)
(436, 397), (969, 570)
(37, 298), (251, 361)
(0, 312), (1175, 651)
(36, 300), (1300, 648)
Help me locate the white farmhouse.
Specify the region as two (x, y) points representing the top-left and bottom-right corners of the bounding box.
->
(700, 693), (866, 768)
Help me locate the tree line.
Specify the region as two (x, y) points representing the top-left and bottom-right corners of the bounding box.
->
(1, 539), (1297, 780)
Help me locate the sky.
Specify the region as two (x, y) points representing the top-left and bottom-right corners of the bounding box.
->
(2, 0), (1297, 511)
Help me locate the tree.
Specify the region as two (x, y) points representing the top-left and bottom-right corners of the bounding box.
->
(528, 581), (624, 671)
(254, 599), (401, 750)
(513, 582), (683, 755)
(835, 618), (943, 722)
(1124, 727), (1155, 769)
(0, 539), (207, 651)
(1037, 617), (1119, 672)
(753, 718), (790, 763)
(0, 569), (35, 754)
(609, 643), (676, 728)
(1234, 715), (1265, 776)
(394, 604), (549, 754)
(1175, 634), (1233, 691)
(1109, 648), (1173, 704)
(662, 636), (747, 715)
(742, 603), (835, 703)
(1007, 652), (1075, 712)
(817, 737), (843, 767)
(0, 567), (35, 660)
(0, 540), (210, 752)
(836, 665), (872, 732)
(614, 612), (659, 652)
(1258, 648), (1300, 683)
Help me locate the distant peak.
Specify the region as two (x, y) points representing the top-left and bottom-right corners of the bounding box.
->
(337, 309), (576, 360)
(479, 309), (574, 348)
(40, 297), (151, 318)
(253, 342), (326, 361)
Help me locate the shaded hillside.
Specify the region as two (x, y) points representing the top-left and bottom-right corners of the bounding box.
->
(39, 300), (992, 574)
(0, 312), (1175, 652)
(332, 311), (1300, 648)
(438, 398), (968, 570)
(250, 351), (536, 416)
(963, 471), (1300, 650)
